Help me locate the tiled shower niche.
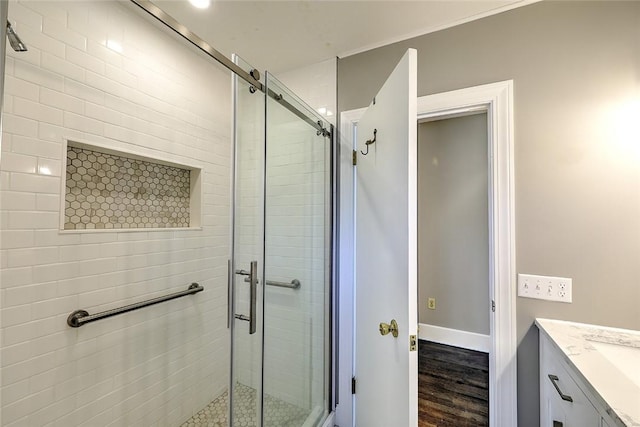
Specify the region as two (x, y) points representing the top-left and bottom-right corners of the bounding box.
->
(64, 143), (201, 230)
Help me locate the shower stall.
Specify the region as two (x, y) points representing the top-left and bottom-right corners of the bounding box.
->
(229, 57), (332, 427)
(0, 1), (333, 426)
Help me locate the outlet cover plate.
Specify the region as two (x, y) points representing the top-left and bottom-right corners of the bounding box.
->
(518, 273), (572, 303)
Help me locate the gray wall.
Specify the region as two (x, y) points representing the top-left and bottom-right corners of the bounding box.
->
(337, 2), (640, 425)
(418, 115), (489, 335)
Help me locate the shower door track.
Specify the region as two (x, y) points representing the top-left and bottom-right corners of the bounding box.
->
(130, 0), (260, 90)
(129, 0), (331, 137)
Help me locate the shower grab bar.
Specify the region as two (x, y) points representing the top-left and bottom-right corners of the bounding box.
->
(66, 283), (203, 328)
(267, 279), (301, 289)
(243, 276), (301, 290)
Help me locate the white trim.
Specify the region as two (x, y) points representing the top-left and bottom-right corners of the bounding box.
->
(337, 80), (516, 427)
(417, 81), (517, 427)
(335, 107), (365, 427)
(418, 323), (491, 353)
(337, 0), (541, 60)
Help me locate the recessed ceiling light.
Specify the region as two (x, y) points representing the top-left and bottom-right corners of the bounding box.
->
(189, 0), (210, 9)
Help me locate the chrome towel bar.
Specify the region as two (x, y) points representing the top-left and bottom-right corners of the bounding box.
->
(67, 283), (204, 328)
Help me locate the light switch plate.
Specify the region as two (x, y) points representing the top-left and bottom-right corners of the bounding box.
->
(518, 273), (572, 303)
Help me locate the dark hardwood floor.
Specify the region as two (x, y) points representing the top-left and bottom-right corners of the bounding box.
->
(418, 340), (489, 427)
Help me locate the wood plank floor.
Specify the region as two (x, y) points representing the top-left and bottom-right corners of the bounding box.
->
(418, 340), (489, 427)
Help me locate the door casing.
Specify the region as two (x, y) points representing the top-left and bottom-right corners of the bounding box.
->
(336, 80), (516, 427)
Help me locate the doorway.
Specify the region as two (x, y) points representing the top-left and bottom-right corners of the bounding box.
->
(417, 112), (490, 426)
(337, 80), (516, 427)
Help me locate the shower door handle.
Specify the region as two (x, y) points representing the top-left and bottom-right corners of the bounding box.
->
(235, 261), (257, 334)
(248, 260), (257, 334)
(227, 260), (232, 329)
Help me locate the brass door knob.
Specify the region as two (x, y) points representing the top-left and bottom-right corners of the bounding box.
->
(379, 319), (398, 338)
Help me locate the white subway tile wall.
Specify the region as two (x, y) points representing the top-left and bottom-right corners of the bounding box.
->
(1, 1), (231, 426)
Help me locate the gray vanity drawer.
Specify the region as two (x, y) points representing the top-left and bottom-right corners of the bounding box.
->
(540, 334), (601, 427)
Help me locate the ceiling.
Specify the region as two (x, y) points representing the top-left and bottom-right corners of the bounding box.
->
(153, 0), (533, 74)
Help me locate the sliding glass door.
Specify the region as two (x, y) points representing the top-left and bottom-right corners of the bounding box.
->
(230, 56), (266, 427)
(230, 61), (332, 427)
(262, 73), (331, 427)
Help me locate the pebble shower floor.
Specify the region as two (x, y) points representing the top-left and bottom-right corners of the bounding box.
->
(181, 383), (309, 427)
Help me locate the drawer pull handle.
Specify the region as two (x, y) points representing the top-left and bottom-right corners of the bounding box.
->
(548, 374), (574, 402)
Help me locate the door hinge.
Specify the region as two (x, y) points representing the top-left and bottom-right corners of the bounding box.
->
(351, 377), (356, 394)
(409, 334), (417, 352)
(491, 300), (496, 312)
(352, 150), (357, 166)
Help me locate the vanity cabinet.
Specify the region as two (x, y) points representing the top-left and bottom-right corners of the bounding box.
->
(540, 333), (613, 427)
(537, 318), (639, 427)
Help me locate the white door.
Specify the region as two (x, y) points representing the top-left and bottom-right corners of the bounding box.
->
(354, 48), (418, 427)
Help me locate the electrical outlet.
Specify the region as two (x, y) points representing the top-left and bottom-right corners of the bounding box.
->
(518, 274), (572, 303)
(427, 298), (436, 310)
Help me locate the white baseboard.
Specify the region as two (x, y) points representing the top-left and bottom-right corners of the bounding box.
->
(418, 323), (490, 353)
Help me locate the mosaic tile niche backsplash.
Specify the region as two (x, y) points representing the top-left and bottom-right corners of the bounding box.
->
(64, 145), (191, 230)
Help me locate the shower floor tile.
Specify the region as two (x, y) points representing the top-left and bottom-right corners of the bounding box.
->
(181, 383), (309, 427)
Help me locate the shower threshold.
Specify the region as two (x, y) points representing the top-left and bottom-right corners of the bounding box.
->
(181, 382), (310, 427)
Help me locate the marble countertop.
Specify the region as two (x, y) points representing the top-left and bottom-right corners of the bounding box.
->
(536, 319), (640, 427)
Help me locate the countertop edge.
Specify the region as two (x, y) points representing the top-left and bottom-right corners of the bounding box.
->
(535, 318), (638, 427)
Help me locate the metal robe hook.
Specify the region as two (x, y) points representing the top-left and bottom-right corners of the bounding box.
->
(361, 129), (377, 155)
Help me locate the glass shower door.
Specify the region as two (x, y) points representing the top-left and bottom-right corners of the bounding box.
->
(262, 73), (332, 427)
(230, 56), (265, 427)
(230, 63), (332, 427)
